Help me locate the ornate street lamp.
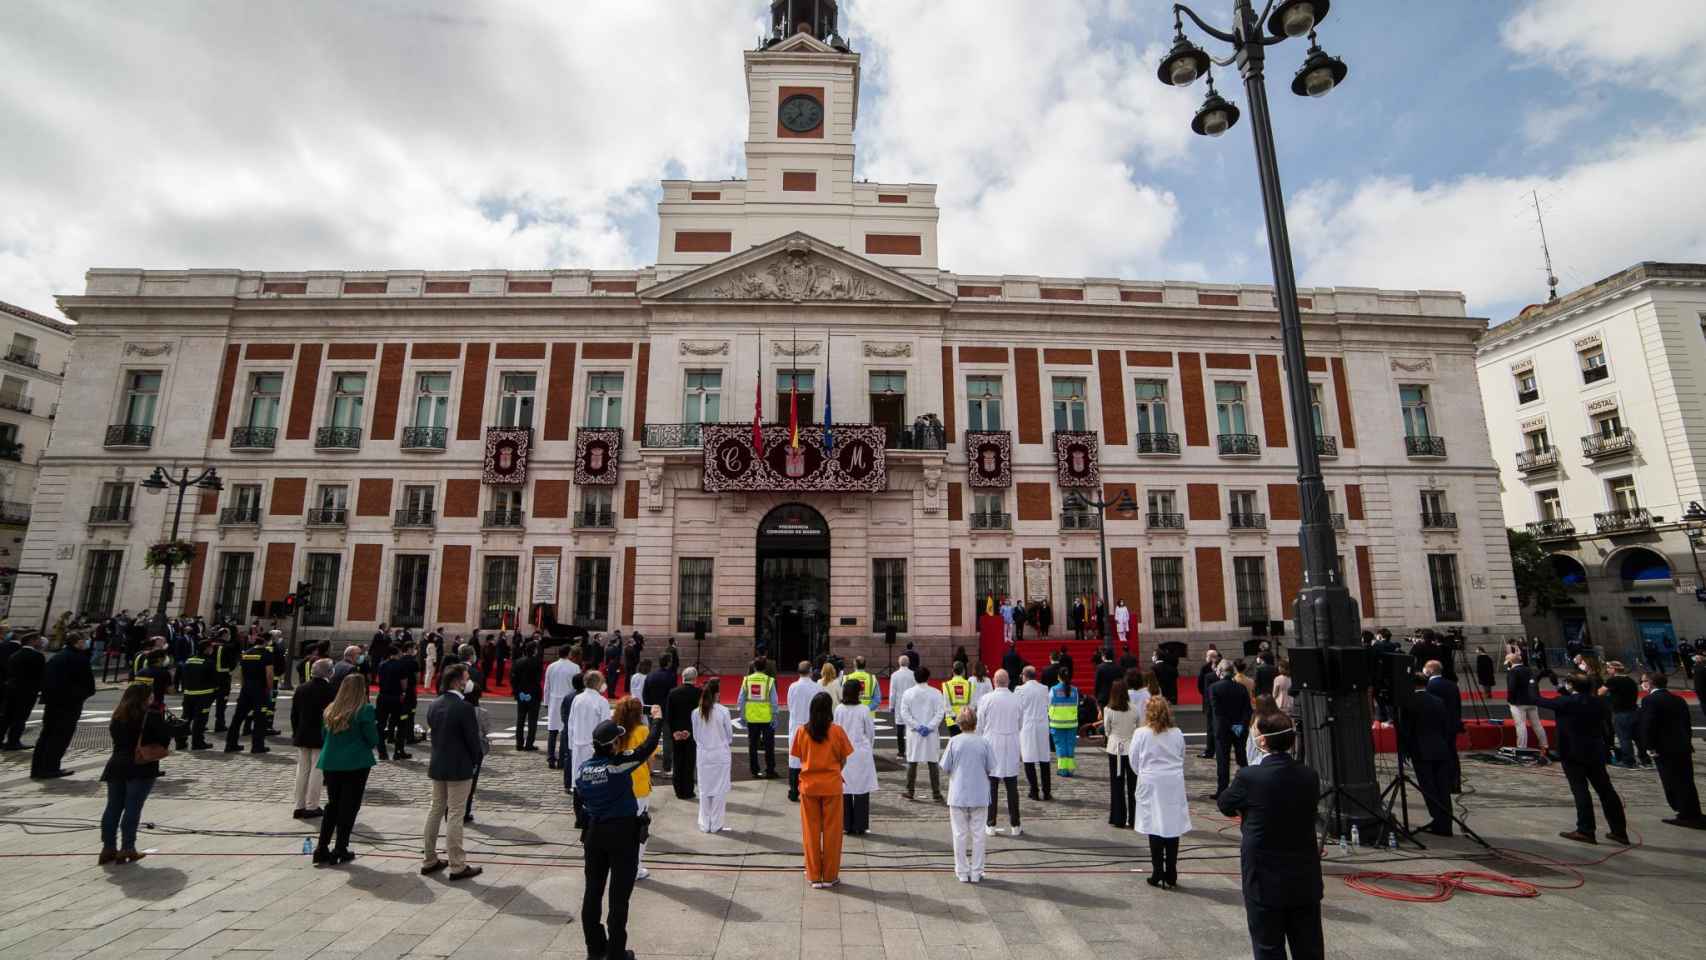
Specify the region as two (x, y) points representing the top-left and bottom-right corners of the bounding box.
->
(1064, 488), (1138, 655)
(141, 465), (222, 635)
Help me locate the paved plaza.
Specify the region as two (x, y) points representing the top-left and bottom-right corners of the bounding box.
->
(2, 688), (1704, 960)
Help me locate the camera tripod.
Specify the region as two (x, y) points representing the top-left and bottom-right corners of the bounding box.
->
(1311, 692), (1420, 851)
(1381, 702), (1489, 850)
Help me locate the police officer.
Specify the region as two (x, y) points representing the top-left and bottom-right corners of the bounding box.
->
(212, 628), (238, 732)
(845, 656), (880, 714)
(576, 710), (663, 960)
(942, 663), (974, 736)
(736, 658), (778, 778)
(178, 639), (218, 750)
(224, 636), (275, 754)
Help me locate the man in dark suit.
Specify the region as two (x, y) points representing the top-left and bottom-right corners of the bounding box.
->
(1637, 672), (1705, 828)
(1536, 673), (1629, 845)
(1398, 673), (1455, 836)
(642, 654), (678, 774)
(1152, 654), (1180, 705)
(1254, 654), (1278, 699)
(422, 664), (484, 882)
(1209, 664), (1254, 798)
(665, 667), (702, 800)
(1197, 648), (1223, 758)
(1218, 713), (1324, 960)
(31, 633), (96, 778)
(1, 634), (45, 750)
(510, 641), (544, 752)
(1421, 660), (1462, 792)
(1092, 650), (1121, 708)
(1001, 642), (1025, 682)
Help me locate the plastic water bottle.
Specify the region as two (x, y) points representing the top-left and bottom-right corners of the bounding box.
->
(302, 838), (313, 855)
(1350, 825), (1361, 849)
(1339, 832), (1348, 854)
(1388, 830), (1398, 850)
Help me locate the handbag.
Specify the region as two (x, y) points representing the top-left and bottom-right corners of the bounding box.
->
(134, 713), (169, 764)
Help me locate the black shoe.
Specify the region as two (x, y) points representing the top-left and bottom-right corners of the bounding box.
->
(1029, 792), (1040, 801)
(312, 848), (332, 866)
(213, 724), (227, 733)
(393, 751), (412, 761)
(334, 849), (357, 864)
(250, 747), (271, 755)
(2, 742), (30, 751)
(447, 866), (482, 882)
(1607, 831), (1631, 845)
(191, 741), (213, 751)
(223, 745), (243, 753)
(1146, 875), (1162, 888)
(31, 769), (74, 780)
(266, 729), (283, 736)
(463, 814), (474, 824)
(293, 808), (309, 819)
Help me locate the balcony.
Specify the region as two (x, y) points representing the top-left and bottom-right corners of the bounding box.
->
(969, 511), (1011, 531)
(1405, 435), (1447, 458)
(484, 508), (525, 529)
(886, 421), (947, 451)
(1314, 435), (1338, 458)
(1217, 433), (1260, 457)
(1060, 510), (1100, 531)
(87, 504), (132, 525)
(1582, 364), (1610, 384)
(229, 426), (277, 450)
(1527, 518), (1577, 540)
(642, 423), (707, 449)
(575, 507), (616, 529)
(1420, 511), (1458, 530)
(401, 425), (448, 451)
(4, 349), (39, 369)
(219, 506), (260, 527)
(1229, 512), (1267, 531)
(1517, 389), (1540, 405)
(0, 442), (20, 462)
(1148, 512), (1186, 530)
(104, 424), (153, 449)
(0, 501), (30, 525)
(394, 509), (436, 529)
(316, 426), (362, 450)
(1515, 448), (1559, 474)
(1581, 429), (1635, 461)
(0, 395), (33, 414)
(1329, 513), (1346, 530)
(306, 507), (347, 527)
(1134, 432), (1181, 455)
(1594, 508), (1652, 534)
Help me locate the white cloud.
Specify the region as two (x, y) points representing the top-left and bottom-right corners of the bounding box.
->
(1520, 100), (1594, 148)
(1503, 0), (1706, 99)
(1286, 125), (1706, 319)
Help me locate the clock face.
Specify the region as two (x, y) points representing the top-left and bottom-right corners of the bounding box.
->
(778, 94), (823, 133)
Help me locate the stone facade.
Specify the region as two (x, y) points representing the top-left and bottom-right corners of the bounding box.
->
(0, 299), (73, 620)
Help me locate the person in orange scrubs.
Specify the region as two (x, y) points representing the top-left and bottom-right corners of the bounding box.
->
(789, 691), (853, 888)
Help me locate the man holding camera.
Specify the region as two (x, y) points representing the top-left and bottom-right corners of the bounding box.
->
(1536, 672), (1629, 845)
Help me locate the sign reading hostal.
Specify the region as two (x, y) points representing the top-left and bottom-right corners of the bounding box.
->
(702, 424), (886, 493)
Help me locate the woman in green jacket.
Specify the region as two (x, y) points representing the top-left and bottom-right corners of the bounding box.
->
(314, 674), (379, 865)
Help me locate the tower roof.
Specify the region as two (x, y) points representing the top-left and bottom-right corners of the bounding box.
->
(763, 0), (848, 51)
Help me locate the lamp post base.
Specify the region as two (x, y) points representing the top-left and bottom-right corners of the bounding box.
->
(1293, 584), (1380, 833)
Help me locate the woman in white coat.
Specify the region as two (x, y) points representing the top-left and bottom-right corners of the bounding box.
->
(1130, 696), (1190, 890)
(691, 678), (734, 833)
(834, 680), (878, 836)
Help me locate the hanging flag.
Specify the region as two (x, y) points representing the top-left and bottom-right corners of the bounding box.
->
(823, 374), (835, 452)
(789, 380), (800, 449)
(752, 349), (764, 457)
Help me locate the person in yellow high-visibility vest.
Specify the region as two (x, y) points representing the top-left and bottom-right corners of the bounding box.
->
(1048, 669), (1082, 776)
(736, 658), (779, 778)
(845, 656), (881, 714)
(942, 663), (974, 736)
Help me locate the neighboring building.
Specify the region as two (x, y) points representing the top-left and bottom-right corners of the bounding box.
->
(1477, 262), (1706, 662)
(13, 3), (1522, 668)
(0, 299), (73, 618)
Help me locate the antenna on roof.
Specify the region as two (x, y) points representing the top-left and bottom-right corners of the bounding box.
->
(1531, 189), (1560, 302)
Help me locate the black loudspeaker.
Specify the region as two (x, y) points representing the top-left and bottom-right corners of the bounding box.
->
(1330, 647), (1372, 691)
(1290, 647), (1328, 691)
(1375, 651), (1413, 698)
(1269, 620), (1285, 637)
(1242, 638), (1263, 656)
(694, 621), (707, 642)
(1250, 620), (1269, 637)
(884, 625), (898, 646)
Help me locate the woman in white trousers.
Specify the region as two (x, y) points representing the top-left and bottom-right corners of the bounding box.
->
(691, 679), (734, 832)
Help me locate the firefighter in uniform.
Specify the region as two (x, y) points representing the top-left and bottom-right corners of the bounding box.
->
(224, 638), (274, 754)
(136, 648), (174, 712)
(942, 664), (974, 736)
(736, 658), (778, 778)
(212, 629), (238, 732)
(846, 657), (881, 714)
(178, 640), (218, 750)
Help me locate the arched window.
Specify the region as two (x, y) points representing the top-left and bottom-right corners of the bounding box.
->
(1549, 554), (1588, 588)
(1616, 548), (1671, 584)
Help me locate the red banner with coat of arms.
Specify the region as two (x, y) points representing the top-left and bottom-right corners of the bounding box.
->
(1053, 430), (1100, 487)
(574, 428), (622, 485)
(701, 423), (885, 492)
(483, 428), (531, 485)
(965, 431), (1012, 488)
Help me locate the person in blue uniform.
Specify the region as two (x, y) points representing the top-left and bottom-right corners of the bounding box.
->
(576, 710), (663, 960)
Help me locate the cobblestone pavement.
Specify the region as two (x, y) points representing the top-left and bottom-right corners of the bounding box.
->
(1, 710), (1703, 960)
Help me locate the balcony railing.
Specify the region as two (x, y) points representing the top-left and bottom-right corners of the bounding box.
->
(887, 421), (947, 451)
(0, 501), (30, 524)
(1594, 508), (1652, 534)
(1527, 518), (1576, 539)
(1329, 513), (1346, 530)
(1582, 430), (1635, 460)
(1218, 433), (1260, 457)
(0, 442), (21, 462)
(1405, 435), (1447, 458)
(219, 506), (260, 526)
(306, 507), (347, 527)
(575, 508), (616, 529)
(1314, 435), (1338, 458)
(1229, 512), (1267, 531)
(484, 509), (525, 529)
(88, 504), (132, 525)
(642, 423), (707, 448)
(1060, 510), (1100, 531)
(1154, 607), (1186, 629)
(4, 350), (39, 368)
(1515, 448), (1559, 473)
(401, 425), (448, 451)
(969, 511), (1011, 530)
(394, 509), (436, 529)
(1148, 512), (1186, 530)
(229, 426), (277, 450)
(1517, 389), (1540, 405)
(1582, 364), (1610, 384)
(316, 426), (362, 450)
(1420, 511), (1458, 530)
(104, 424), (153, 449)
(0, 394), (33, 414)
(1134, 432), (1181, 455)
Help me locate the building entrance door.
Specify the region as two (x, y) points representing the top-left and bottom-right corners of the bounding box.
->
(756, 503), (830, 667)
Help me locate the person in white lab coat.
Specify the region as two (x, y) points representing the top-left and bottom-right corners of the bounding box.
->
(1130, 695), (1191, 889)
(691, 678), (734, 832)
(888, 655), (916, 760)
(1016, 666), (1054, 802)
(898, 666), (945, 801)
(543, 645), (581, 770)
(975, 669), (1024, 836)
(1114, 599), (1132, 651)
(786, 661), (823, 802)
(566, 671), (611, 796)
(834, 680), (878, 836)
(939, 706), (995, 883)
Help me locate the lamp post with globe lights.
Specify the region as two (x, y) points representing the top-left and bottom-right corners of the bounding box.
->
(140, 465), (223, 636)
(1155, 0), (1375, 829)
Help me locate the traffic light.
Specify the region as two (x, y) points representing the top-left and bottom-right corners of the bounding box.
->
(284, 592), (298, 612)
(295, 580), (313, 614)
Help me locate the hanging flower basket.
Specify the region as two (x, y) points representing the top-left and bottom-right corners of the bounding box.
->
(144, 540), (197, 569)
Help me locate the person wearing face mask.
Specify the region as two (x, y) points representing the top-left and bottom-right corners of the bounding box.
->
(420, 664), (484, 882)
(1217, 713), (1323, 959)
(1536, 671), (1629, 846)
(31, 631), (97, 779)
(576, 707), (664, 960)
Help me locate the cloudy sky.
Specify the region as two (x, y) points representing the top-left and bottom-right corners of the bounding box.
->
(3, 0), (1703, 324)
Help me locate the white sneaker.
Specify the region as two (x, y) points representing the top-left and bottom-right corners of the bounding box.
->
(969, 874), (983, 884)
(984, 826), (999, 837)
(957, 875), (970, 883)
(1010, 826), (1023, 837)
(635, 867), (650, 881)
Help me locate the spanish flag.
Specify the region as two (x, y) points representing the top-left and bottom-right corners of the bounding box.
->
(789, 382), (800, 449)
